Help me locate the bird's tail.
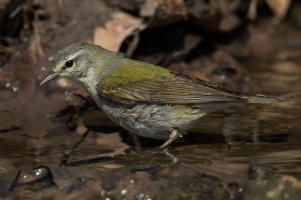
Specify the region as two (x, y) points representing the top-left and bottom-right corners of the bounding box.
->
(242, 94), (285, 104)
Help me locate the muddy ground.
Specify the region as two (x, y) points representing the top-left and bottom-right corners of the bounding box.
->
(1, 0), (301, 199)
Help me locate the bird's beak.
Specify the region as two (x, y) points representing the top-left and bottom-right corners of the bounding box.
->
(40, 71), (59, 85)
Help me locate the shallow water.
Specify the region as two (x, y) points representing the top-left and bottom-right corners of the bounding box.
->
(0, 78), (300, 199)
(1, 34), (301, 200)
(1, 61), (301, 165)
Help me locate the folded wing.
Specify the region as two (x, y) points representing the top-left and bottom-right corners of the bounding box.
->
(98, 59), (248, 105)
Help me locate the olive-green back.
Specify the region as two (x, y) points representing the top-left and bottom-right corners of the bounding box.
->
(98, 59), (245, 105)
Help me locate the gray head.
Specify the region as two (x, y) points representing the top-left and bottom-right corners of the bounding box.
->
(40, 42), (118, 85)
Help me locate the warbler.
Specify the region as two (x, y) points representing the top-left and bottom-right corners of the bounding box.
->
(41, 43), (282, 148)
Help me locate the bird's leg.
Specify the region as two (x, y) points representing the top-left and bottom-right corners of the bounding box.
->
(60, 129), (90, 166)
(160, 129), (182, 148)
(129, 132), (141, 151)
(163, 148), (179, 163)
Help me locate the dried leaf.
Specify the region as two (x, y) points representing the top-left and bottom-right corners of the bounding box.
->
(219, 14), (241, 32)
(245, 25), (277, 57)
(248, 0), (258, 20)
(159, 0), (187, 16)
(140, 0), (160, 17)
(265, 0), (291, 19)
(140, 0), (187, 17)
(93, 12), (145, 51)
(27, 38), (45, 64)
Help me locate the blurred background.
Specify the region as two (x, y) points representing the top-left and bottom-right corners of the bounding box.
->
(1, 0), (301, 199)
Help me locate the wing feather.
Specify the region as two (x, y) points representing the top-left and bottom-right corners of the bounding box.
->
(97, 59), (245, 105)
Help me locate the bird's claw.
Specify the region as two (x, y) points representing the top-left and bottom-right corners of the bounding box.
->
(160, 129), (182, 148)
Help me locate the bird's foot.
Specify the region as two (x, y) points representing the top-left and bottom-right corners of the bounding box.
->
(129, 132), (141, 151)
(60, 129), (90, 166)
(160, 129), (182, 148)
(163, 148), (179, 163)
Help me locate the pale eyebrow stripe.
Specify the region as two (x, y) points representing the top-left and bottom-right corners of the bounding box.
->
(67, 50), (83, 61)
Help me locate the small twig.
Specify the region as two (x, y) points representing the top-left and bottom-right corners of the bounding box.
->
(60, 129), (90, 166)
(0, 126), (21, 133)
(163, 148), (179, 164)
(125, 30), (140, 58)
(64, 155), (115, 166)
(248, 0), (258, 21)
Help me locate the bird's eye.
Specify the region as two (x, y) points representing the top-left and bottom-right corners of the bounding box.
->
(64, 60), (74, 68)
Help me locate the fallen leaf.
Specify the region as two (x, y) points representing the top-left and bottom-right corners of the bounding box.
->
(266, 0), (291, 19)
(248, 0), (258, 20)
(140, 0), (160, 17)
(159, 0), (187, 16)
(140, 0), (187, 17)
(245, 25), (278, 57)
(219, 14), (241, 32)
(93, 12), (145, 51)
(190, 71), (209, 81)
(272, 61), (301, 74)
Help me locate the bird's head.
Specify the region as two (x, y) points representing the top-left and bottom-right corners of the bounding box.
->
(40, 42), (118, 86)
